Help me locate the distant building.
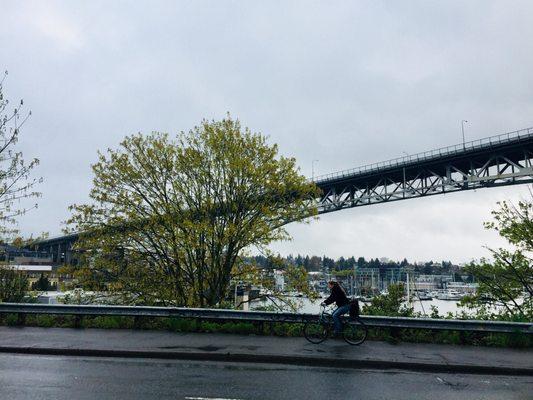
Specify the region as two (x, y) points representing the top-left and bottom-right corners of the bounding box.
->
(447, 282), (478, 294)
(0, 244), (52, 265)
(351, 267), (408, 294)
(414, 274), (454, 290)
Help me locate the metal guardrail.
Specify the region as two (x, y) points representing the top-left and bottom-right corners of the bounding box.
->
(0, 303), (531, 334)
(313, 126), (533, 184)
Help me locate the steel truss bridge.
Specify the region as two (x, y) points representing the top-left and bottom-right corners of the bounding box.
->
(28, 126), (533, 262)
(314, 127), (533, 214)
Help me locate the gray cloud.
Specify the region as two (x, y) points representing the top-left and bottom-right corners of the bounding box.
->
(2, 0), (532, 263)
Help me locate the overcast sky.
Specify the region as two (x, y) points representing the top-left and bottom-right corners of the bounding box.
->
(2, 0), (532, 263)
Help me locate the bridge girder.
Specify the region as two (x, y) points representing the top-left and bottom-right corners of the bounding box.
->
(315, 128), (533, 214)
(29, 127), (533, 253)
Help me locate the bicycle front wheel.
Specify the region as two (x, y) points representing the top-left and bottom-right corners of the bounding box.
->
(343, 318), (368, 345)
(303, 321), (328, 344)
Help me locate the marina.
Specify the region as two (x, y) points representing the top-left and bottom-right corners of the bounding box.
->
(251, 293), (474, 317)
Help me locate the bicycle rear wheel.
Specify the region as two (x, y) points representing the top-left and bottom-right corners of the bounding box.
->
(303, 321), (329, 344)
(342, 317), (368, 345)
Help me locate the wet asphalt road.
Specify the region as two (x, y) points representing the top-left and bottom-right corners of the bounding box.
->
(0, 354), (531, 400)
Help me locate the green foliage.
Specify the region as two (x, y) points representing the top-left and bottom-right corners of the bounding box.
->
(31, 314), (57, 328)
(217, 321), (255, 335)
(9, 233), (50, 249)
(31, 273), (56, 291)
(363, 283), (413, 317)
(166, 317), (194, 332)
(0, 267), (28, 302)
(0, 71), (41, 236)
(4, 313), (19, 325)
(462, 195), (533, 320)
(83, 316), (134, 329)
(68, 116), (319, 307)
(330, 269), (353, 277)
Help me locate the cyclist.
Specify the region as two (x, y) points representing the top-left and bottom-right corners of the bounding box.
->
(322, 280), (350, 337)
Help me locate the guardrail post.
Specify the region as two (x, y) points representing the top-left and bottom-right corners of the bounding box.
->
(390, 326), (401, 342)
(74, 315), (82, 328)
(134, 316), (142, 329)
(17, 313), (26, 326)
(195, 317), (202, 332)
(458, 330), (469, 345)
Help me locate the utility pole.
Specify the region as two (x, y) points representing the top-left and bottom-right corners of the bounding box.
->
(406, 270), (411, 305)
(353, 264), (357, 297)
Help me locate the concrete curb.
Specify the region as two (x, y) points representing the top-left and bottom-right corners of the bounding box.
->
(1, 346), (531, 376)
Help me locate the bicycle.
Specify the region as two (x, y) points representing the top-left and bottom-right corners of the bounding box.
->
(303, 304), (368, 345)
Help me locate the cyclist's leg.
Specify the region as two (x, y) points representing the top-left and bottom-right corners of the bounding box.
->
(332, 304), (350, 334)
(331, 308), (342, 334)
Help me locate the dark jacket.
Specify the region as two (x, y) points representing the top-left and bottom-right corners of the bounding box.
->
(324, 284), (349, 307)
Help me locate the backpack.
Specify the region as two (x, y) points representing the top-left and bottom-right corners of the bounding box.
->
(349, 298), (360, 319)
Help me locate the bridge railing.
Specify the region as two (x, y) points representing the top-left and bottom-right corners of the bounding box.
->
(0, 303), (531, 334)
(314, 126), (533, 184)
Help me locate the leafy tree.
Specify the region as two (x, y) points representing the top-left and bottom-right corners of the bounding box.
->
(303, 255), (310, 270)
(10, 233), (49, 249)
(0, 267), (28, 302)
(336, 256), (346, 270)
(68, 116), (319, 307)
(368, 258), (381, 268)
(31, 273), (54, 291)
(0, 71), (41, 237)
(322, 256), (335, 270)
(331, 269), (354, 277)
(462, 194), (533, 319)
(307, 255), (321, 271)
(363, 283), (413, 317)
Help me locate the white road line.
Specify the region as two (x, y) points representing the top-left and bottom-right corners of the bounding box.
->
(185, 397), (243, 400)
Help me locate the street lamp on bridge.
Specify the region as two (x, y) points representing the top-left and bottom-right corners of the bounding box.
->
(461, 120), (468, 149)
(312, 159), (319, 181)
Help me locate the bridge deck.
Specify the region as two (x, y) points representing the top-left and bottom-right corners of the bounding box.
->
(315, 127), (532, 188)
(29, 126), (533, 250)
(315, 127), (533, 214)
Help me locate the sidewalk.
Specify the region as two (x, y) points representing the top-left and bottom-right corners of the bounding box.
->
(0, 326), (531, 375)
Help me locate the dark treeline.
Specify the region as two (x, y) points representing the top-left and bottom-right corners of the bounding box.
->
(249, 255), (464, 276)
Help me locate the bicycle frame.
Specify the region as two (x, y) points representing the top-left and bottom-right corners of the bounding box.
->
(318, 304), (335, 327)
(304, 304), (368, 345)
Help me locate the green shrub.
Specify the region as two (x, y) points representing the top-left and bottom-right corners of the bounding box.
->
(84, 316), (133, 329)
(166, 317), (195, 332)
(5, 313), (19, 326)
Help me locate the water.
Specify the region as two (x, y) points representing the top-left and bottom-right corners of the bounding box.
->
(412, 299), (469, 316)
(252, 296), (469, 316)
